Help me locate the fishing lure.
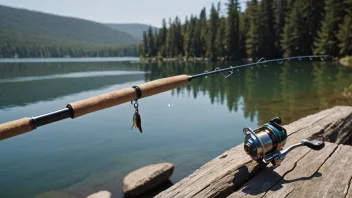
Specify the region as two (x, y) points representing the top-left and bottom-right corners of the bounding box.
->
(131, 100), (142, 133)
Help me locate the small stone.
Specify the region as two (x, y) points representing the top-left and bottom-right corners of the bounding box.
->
(86, 190), (111, 198)
(123, 163), (174, 197)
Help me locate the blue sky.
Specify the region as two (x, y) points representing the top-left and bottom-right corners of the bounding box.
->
(0, 0), (246, 27)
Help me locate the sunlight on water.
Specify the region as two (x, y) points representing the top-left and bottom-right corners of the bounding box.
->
(0, 71), (149, 83)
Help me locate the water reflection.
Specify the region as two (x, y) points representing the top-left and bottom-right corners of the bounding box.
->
(0, 62), (144, 108)
(1, 59), (351, 124)
(0, 61), (140, 79)
(141, 60), (352, 125)
(0, 59), (351, 198)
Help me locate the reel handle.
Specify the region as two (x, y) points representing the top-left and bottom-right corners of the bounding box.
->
(265, 139), (325, 166)
(301, 139), (325, 150)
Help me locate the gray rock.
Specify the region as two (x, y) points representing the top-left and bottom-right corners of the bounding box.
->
(86, 190), (111, 198)
(123, 162), (174, 197)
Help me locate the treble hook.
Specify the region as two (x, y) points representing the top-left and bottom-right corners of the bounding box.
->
(131, 99), (142, 133)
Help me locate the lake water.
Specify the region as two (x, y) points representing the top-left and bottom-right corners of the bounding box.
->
(0, 58), (351, 198)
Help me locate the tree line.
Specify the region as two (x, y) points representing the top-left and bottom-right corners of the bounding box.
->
(0, 31), (139, 58)
(140, 0), (352, 60)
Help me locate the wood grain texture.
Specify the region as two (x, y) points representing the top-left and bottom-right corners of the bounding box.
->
(156, 106), (352, 198)
(0, 117), (33, 140)
(68, 75), (189, 118)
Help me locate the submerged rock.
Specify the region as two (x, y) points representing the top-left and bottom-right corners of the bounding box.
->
(86, 190), (111, 198)
(123, 163), (174, 197)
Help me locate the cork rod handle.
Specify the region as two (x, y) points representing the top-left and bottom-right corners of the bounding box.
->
(68, 74), (190, 118)
(0, 118), (33, 140)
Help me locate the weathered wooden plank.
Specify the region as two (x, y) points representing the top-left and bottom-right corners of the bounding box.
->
(156, 106), (352, 198)
(155, 145), (267, 198)
(228, 142), (338, 198)
(347, 176), (352, 198)
(274, 144), (352, 198)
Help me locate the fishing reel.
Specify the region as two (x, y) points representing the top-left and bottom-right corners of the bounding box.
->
(243, 117), (325, 166)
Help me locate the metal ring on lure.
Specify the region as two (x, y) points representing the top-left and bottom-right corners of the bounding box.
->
(132, 86), (142, 100)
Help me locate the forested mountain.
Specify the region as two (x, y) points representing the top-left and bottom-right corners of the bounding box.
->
(106, 23), (158, 40)
(140, 0), (352, 60)
(0, 5), (139, 58)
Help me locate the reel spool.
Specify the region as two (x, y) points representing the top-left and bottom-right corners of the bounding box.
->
(243, 117), (325, 166)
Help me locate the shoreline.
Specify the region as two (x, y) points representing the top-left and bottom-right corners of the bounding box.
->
(140, 56), (253, 63)
(140, 55), (339, 63)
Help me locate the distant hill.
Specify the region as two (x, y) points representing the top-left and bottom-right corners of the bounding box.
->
(106, 23), (158, 40)
(0, 5), (139, 58)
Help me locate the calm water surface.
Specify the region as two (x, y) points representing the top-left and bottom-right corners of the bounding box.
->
(0, 58), (351, 198)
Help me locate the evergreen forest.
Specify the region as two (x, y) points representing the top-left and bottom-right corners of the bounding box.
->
(140, 0), (352, 60)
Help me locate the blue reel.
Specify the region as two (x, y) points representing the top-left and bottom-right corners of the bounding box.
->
(243, 117), (324, 166)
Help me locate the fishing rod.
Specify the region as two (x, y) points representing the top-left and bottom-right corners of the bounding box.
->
(0, 55), (328, 141)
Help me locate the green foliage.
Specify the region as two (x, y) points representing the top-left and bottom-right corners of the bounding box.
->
(281, 0), (324, 56)
(225, 0), (240, 59)
(0, 5), (139, 58)
(147, 26), (156, 57)
(215, 2), (226, 58)
(206, 4), (219, 60)
(259, 0), (276, 58)
(136, 0), (350, 59)
(314, 0), (345, 56)
(183, 15), (195, 57)
(337, 0), (352, 55)
(199, 8), (208, 57)
(215, 17), (226, 58)
(245, 0), (260, 59)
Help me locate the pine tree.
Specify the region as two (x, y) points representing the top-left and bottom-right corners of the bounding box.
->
(199, 8), (208, 57)
(314, 0), (345, 56)
(272, 0), (295, 57)
(154, 28), (159, 57)
(259, 0), (276, 58)
(147, 26), (155, 56)
(183, 16), (189, 35)
(337, 0), (352, 55)
(281, 1), (303, 56)
(194, 16), (203, 57)
(158, 19), (168, 57)
(207, 3), (219, 60)
(216, 17), (226, 58)
(174, 16), (184, 56)
(237, 12), (247, 59)
(165, 18), (176, 57)
(226, 0), (240, 59)
(245, 0), (260, 59)
(282, 0), (324, 56)
(184, 15), (196, 57)
(142, 31), (148, 57)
